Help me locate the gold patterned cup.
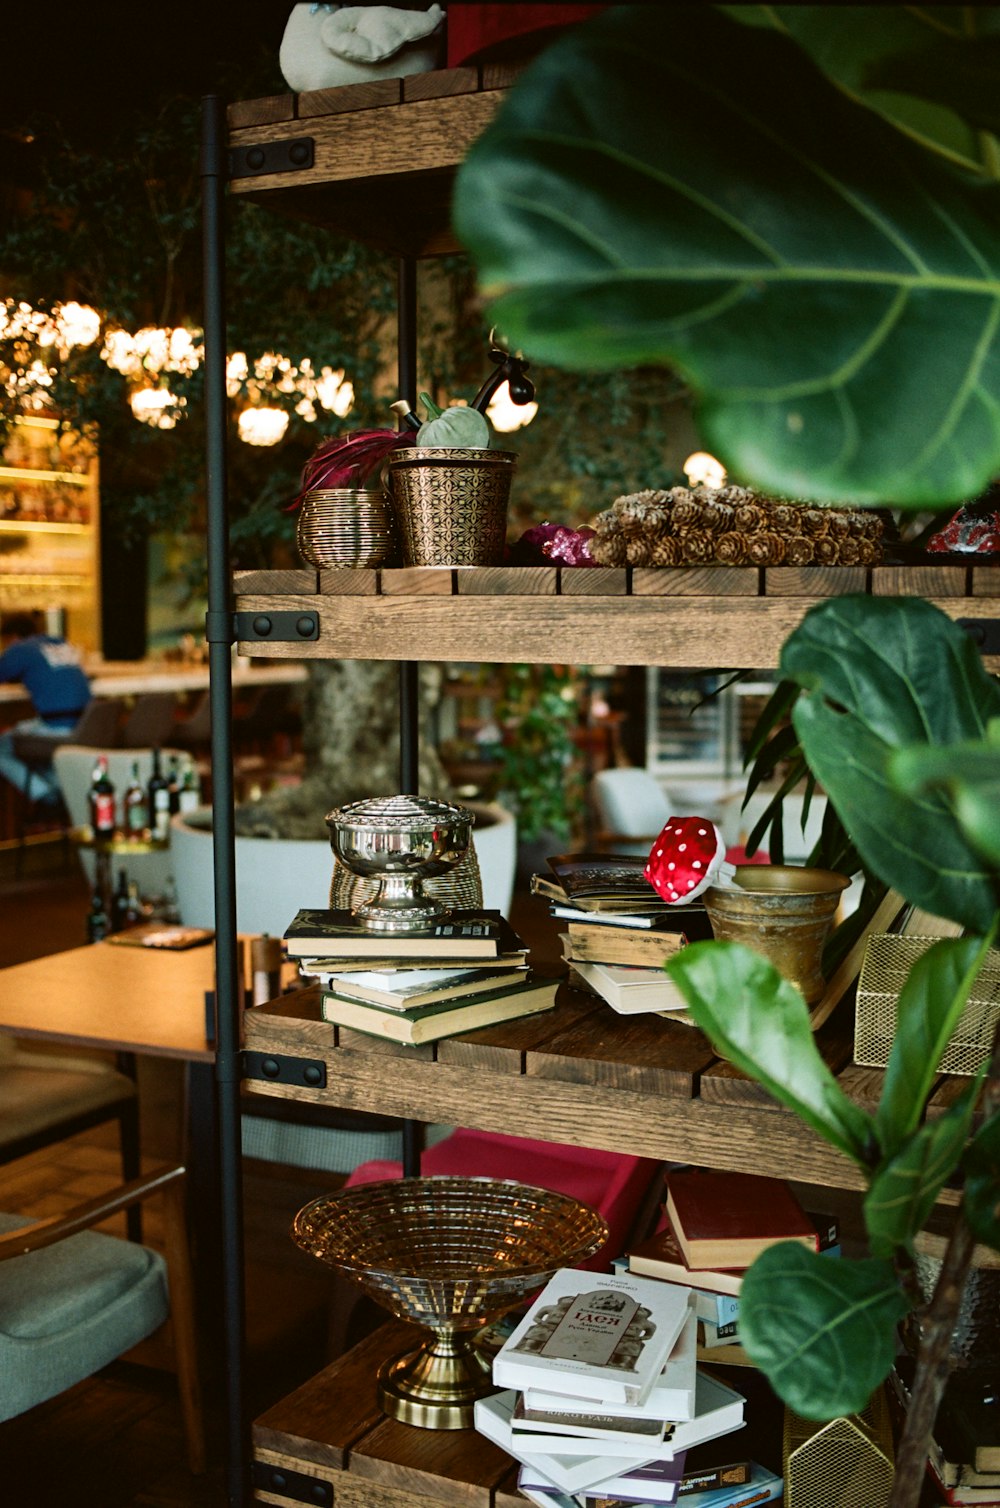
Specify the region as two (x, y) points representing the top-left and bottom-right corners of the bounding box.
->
(385, 447), (517, 566)
(292, 1175), (608, 1430)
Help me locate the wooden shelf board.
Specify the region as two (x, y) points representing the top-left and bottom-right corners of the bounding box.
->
(233, 581), (1000, 671)
(244, 984), (874, 1192)
(228, 85), (505, 252)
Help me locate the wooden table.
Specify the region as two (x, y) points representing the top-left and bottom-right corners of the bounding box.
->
(0, 939), (216, 1062)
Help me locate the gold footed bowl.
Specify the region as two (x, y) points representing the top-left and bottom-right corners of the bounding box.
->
(292, 1175), (608, 1429)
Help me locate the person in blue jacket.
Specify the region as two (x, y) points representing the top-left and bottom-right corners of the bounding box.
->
(0, 613), (91, 802)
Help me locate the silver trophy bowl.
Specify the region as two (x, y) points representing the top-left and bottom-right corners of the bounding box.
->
(325, 794), (474, 932)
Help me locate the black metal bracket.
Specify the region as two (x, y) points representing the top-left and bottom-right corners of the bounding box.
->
(234, 610), (319, 644)
(958, 618), (1000, 654)
(242, 1050), (327, 1091)
(230, 137), (314, 180)
(251, 1461), (332, 1505)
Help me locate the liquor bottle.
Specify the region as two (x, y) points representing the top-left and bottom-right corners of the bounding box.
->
(147, 747), (171, 841)
(111, 868), (130, 932)
(166, 755), (181, 816)
(123, 759), (149, 837)
(86, 885), (110, 943)
(178, 762), (200, 814)
(88, 755), (116, 839)
(124, 880), (143, 928)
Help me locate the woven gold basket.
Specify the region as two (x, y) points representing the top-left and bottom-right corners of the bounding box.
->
(296, 486), (398, 568)
(386, 447), (516, 566)
(854, 934), (1000, 1076)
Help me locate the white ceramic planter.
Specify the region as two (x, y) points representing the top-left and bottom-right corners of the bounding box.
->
(170, 799), (517, 936)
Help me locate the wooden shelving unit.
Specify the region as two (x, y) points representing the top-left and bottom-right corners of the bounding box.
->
(218, 76), (998, 1508)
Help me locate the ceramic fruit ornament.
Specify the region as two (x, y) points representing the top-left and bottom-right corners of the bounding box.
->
(645, 816), (727, 904)
(416, 392), (491, 448)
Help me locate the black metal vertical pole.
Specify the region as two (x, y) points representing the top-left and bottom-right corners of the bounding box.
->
(397, 254), (420, 797)
(200, 93), (248, 1508)
(398, 255), (421, 1179)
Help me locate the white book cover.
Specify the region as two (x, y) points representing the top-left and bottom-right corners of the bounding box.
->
(475, 1390), (658, 1495)
(590, 1371), (747, 1469)
(518, 1452), (683, 1505)
(519, 1368), (746, 1470)
(521, 1309), (698, 1428)
(571, 959), (689, 1015)
(493, 1268), (693, 1406)
(320, 963), (521, 1008)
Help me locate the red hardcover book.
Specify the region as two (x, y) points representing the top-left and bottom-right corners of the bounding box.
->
(665, 1169), (818, 1271)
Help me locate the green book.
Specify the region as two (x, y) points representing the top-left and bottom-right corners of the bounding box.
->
(319, 972), (558, 1045)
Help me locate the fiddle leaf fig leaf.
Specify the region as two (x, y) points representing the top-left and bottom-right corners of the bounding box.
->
(666, 941), (874, 1165)
(963, 1110), (1000, 1248)
(781, 596), (1000, 933)
(739, 1245), (908, 1419)
(452, 4), (1000, 506)
(865, 1089), (980, 1258)
(890, 739), (1000, 867)
(722, 6), (1000, 176)
(876, 936), (994, 1158)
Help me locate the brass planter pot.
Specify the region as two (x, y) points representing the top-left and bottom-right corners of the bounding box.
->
(704, 865), (850, 1005)
(386, 447), (516, 566)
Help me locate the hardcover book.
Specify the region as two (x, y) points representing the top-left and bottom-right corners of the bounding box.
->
(474, 1390), (660, 1495)
(520, 1369), (747, 1472)
(564, 923), (689, 968)
(669, 1461), (782, 1508)
(891, 1357), (1000, 1479)
(319, 973), (558, 1045)
(545, 854), (671, 904)
(665, 1169), (818, 1270)
(298, 949), (528, 976)
(493, 1268), (693, 1407)
(628, 1224), (744, 1305)
(570, 959), (691, 1016)
(284, 907), (518, 959)
(521, 1311), (698, 1429)
(319, 962), (527, 1010)
(522, 1450), (685, 1504)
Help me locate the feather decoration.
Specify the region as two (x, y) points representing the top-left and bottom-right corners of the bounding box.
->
(285, 429), (414, 510)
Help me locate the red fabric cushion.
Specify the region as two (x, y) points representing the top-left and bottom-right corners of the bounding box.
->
(345, 1128), (658, 1269)
(447, 5), (607, 68)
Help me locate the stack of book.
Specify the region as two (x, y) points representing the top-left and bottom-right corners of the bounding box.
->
(474, 1267), (781, 1507)
(283, 907), (557, 1044)
(531, 852), (713, 938)
(888, 1355), (1000, 1506)
(627, 1170), (839, 1362)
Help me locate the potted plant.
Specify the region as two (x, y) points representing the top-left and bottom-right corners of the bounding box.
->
(452, 8), (1000, 1504)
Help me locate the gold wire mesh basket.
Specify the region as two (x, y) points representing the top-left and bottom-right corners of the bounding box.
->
(854, 934), (1000, 1076)
(784, 1388), (894, 1507)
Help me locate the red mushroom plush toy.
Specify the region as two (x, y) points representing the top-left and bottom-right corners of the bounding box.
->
(645, 816), (727, 904)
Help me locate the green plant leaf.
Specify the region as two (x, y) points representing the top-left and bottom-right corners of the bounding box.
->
(963, 1109), (1000, 1248)
(739, 1245), (908, 1419)
(666, 941), (874, 1164)
(865, 1088), (980, 1257)
(891, 740), (1000, 867)
(781, 596), (1000, 933)
(452, 4), (1000, 507)
(722, 6), (1000, 175)
(876, 936), (994, 1157)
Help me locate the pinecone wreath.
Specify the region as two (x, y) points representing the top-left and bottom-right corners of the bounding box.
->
(588, 485), (885, 568)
